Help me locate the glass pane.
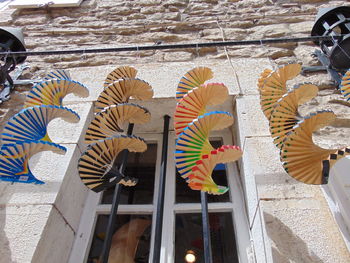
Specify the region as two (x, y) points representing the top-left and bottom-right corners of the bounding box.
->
(87, 214), (152, 263)
(101, 143), (157, 204)
(176, 140), (230, 203)
(175, 213), (238, 263)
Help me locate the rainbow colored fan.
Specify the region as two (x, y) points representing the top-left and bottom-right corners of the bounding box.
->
(259, 63), (302, 119)
(78, 135), (147, 192)
(340, 70), (350, 101)
(104, 66), (138, 88)
(175, 111), (234, 180)
(188, 145), (242, 195)
(85, 103), (150, 143)
(0, 141), (66, 184)
(269, 83), (318, 148)
(1, 105), (79, 147)
(95, 78), (153, 113)
(24, 79), (89, 108)
(280, 110), (350, 184)
(176, 67), (213, 101)
(174, 83), (228, 136)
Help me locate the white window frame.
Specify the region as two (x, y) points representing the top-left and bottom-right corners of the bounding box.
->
(69, 130), (252, 263)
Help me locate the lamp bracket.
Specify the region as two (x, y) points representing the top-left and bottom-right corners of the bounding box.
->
(301, 49), (343, 87)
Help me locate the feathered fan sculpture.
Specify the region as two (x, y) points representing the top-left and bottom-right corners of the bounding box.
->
(174, 67), (242, 195)
(78, 66), (153, 192)
(258, 64), (350, 185)
(0, 70), (89, 184)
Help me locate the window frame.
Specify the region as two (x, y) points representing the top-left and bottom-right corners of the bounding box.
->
(69, 130), (252, 263)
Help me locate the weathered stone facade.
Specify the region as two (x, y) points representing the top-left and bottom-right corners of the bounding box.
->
(1, 0), (350, 262)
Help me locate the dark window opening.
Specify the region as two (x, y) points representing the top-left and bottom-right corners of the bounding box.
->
(101, 143), (157, 205)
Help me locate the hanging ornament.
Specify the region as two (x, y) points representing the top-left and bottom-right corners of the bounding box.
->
(1, 105), (79, 148)
(78, 135), (147, 192)
(340, 70), (350, 101)
(175, 111), (234, 180)
(188, 145), (242, 195)
(281, 110), (350, 184)
(0, 141), (66, 184)
(104, 66), (138, 88)
(95, 78), (153, 113)
(176, 67), (213, 101)
(24, 79), (89, 107)
(174, 83), (228, 136)
(269, 83), (318, 148)
(259, 63), (302, 119)
(85, 103), (150, 143)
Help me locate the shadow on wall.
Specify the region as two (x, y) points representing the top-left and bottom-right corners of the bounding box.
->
(264, 212), (322, 263)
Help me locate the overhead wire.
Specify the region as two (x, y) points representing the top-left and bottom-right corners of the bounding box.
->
(0, 35), (343, 57)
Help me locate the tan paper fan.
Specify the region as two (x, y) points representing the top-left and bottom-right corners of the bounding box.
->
(269, 83), (318, 148)
(78, 135), (147, 192)
(259, 64), (302, 119)
(340, 70), (350, 101)
(24, 79), (89, 107)
(174, 83), (228, 136)
(95, 78), (153, 113)
(176, 67), (213, 101)
(85, 103), (151, 143)
(104, 66), (138, 88)
(280, 110), (347, 184)
(44, 69), (71, 80)
(257, 68), (272, 89)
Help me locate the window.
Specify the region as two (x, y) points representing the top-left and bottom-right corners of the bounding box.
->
(69, 129), (251, 263)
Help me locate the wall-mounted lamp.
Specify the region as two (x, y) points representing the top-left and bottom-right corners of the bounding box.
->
(304, 6), (350, 86)
(0, 27), (26, 102)
(185, 250), (196, 263)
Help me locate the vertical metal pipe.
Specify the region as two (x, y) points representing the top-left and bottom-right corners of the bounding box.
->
(152, 115), (170, 263)
(100, 123), (134, 263)
(201, 191), (213, 263)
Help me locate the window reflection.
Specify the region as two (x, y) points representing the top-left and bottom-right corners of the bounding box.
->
(175, 213), (238, 263)
(176, 140), (230, 203)
(87, 214), (152, 263)
(101, 143), (157, 205)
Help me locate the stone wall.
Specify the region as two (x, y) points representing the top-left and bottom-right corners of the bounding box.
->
(1, 0), (350, 262)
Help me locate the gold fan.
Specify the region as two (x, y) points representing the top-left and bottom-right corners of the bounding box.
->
(78, 135), (147, 192)
(104, 66), (138, 88)
(340, 70), (350, 101)
(174, 83), (228, 136)
(85, 103), (150, 143)
(176, 67), (213, 101)
(259, 64), (302, 119)
(281, 110), (350, 184)
(269, 83), (318, 148)
(95, 78), (153, 113)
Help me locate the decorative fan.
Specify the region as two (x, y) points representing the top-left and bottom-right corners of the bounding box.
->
(1, 105), (79, 147)
(259, 64), (302, 119)
(104, 66), (138, 88)
(269, 83), (318, 148)
(0, 141), (66, 184)
(174, 83), (228, 136)
(85, 103), (151, 143)
(95, 78), (153, 113)
(175, 111), (234, 180)
(44, 69), (71, 80)
(188, 145), (242, 194)
(257, 68), (272, 89)
(24, 79), (89, 108)
(340, 70), (350, 101)
(176, 67), (213, 101)
(280, 110), (350, 184)
(78, 135), (147, 192)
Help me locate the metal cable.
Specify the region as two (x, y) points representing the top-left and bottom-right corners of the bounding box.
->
(0, 35), (343, 57)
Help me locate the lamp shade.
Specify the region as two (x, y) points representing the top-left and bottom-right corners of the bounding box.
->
(0, 27), (26, 64)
